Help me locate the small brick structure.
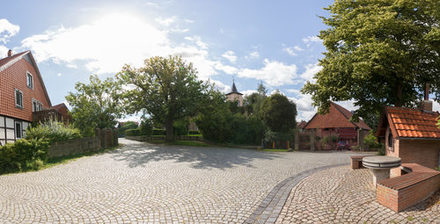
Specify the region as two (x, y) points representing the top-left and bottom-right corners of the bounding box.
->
(376, 163), (440, 212)
(47, 128), (118, 158)
(351, 155), (368, 169)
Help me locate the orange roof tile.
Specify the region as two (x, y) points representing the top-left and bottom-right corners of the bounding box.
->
(385, 106), (440, 139)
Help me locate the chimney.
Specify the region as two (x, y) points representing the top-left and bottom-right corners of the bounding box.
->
(420, 83), (433, 111)
(7, 49), (12, 57)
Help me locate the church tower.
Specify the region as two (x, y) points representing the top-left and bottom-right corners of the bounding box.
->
(226, 80), (243, 106)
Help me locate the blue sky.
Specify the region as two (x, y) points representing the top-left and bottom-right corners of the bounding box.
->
(0, 0), (344, 121)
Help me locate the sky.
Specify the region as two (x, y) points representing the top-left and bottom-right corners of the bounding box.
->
(4, 0), (432, 122)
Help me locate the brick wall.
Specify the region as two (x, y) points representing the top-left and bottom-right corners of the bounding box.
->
(398, 140), (439, 169)
(376, 164), (440, 212)
(0, 58), (50, 122)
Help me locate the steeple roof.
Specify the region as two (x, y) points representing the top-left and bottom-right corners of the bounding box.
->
(226, 81), (243, 96)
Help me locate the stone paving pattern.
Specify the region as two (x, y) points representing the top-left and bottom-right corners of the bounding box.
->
(276, 166), (440, 224)
(0, 139), (356, 223)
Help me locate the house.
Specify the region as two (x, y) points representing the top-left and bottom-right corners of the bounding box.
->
(297, 120), (307, 130)
(0, 50), (68, 145)
(304, 102), (371, 149)
(225, 81), (243, 106)
(376, 100), (440, 177)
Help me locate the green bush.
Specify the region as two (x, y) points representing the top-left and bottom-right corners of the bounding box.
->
(139, 119), (153, 136)
(26, 120), (81, 144)
(363, 130), (381, 149)
(188, 130), (200, 135)
(152, 129), (166, 136)
(0, 138), (50, 174)
(117, 121), (138, 137)
(173, 119), (189, 136)
(125, 128), (141, 136)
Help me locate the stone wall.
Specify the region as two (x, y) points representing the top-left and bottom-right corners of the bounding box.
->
(47, 128), (118, 158)
(125, 135), (202, 142)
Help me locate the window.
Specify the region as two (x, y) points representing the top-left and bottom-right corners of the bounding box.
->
(27, 73), (33, 89)
(15, 122), (22, 139)
(15, 89), (23, 108)
(388, 129), (394, 152)
(32, 99), (43, 112)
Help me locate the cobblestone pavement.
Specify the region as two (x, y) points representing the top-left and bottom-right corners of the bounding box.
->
(0, 139), (359, 223)
(276, 166), (440, 224)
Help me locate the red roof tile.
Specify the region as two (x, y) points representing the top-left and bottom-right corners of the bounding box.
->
(304, 102), (371, 130)
(386, 106), (440, 139)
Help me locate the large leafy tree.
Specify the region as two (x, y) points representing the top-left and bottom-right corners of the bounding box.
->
(302, 0), (440, 122)
(66, 75), (123, 136)
(117, 56), (210, 141)
(261, 93), (297, 133)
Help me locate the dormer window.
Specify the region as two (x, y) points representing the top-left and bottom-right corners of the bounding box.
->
(15, 89), (23, 109)
(27, 72), (33, 89)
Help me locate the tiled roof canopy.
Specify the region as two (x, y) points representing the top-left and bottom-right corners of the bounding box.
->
(304, 102), (371, 130)
(377, 106), (440, 139)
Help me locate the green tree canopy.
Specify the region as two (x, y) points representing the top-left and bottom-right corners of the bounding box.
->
(261, 93), (297, 133)
(117, 55), (210, 141)
(302, 0), (440, 122)
(66, 75), (123, 136)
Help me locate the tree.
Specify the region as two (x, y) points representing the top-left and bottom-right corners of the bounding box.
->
(261, 93), (297, 133)
(117, 121), (138, 137)
(302, 0), (440, 121)
(243, 82), (267, 117)
(66, 75), (123, 136)
(117, 56), (210, 141)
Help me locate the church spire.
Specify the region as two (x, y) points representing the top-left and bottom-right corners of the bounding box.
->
(231, 80), (238, 93)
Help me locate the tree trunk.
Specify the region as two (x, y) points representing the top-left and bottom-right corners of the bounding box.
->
(165, 119), (174, 142)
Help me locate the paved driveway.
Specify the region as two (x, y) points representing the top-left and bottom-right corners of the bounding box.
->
(1, 139), (355, 223)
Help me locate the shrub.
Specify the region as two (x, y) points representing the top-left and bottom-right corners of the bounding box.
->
(363, 130), (381, 149)
(0, 138), (50, 174)
(26, 120), (81, 144)
(377, 145), (386, 155)
(139, 119), (153, 136)
(188, 130), (200, 135)
(152, 129), (166, 136)
(125, 128), (141, 136)
(117, 121), (138, 137)
(173, 119), (189, 136)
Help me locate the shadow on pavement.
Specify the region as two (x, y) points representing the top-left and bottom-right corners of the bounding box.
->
(110, 140), (280, 169)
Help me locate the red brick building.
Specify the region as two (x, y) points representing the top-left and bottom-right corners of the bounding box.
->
(376, 101), (440, 176)
(0, 50), (67, 145)
(304, 102), (371, 149)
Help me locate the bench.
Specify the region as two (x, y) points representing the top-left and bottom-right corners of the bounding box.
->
(376, 163), (440, 212)
(351, 155), (368, 169)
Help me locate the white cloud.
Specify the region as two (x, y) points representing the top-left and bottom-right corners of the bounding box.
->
(221, 50), (237, 63)
(0, 45), (8, 58)
(57, 73), (62, 77)
(211, 79), (230, 93)
(302, 36), (322, 44)
(213, 62), (238, 74)
(300, 63), (322, 83)
(0, 19), (19, 44)
(283, 45), (304, 56)
(237, 59), (298, 86)
(242, 89), (258, 96)
(302, 35), (322, 47)
(184, 36), (208, 49)
(432, 101), (440, 112)
(155, 16), (176, 26)
(247, 51), (259, 59)
(19, 13), (226, 80)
